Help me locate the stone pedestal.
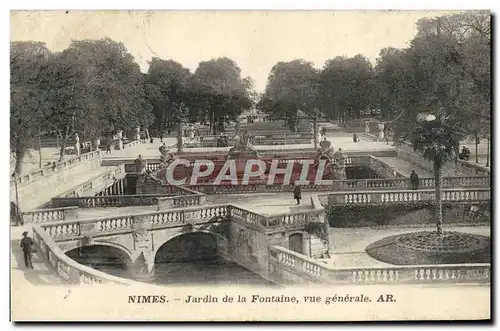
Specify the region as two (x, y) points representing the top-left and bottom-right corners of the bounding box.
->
(116, 130), (124, 150)
(74, 133), (81, 156)
(378, 123), (385, 141)
(93, 138), (101, 151)
(135, 127), (141, 141)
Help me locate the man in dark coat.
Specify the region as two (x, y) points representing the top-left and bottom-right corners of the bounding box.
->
(410, 170), (419, 190)
(293, 185), (302, 205)
(20, 231), (34, 269)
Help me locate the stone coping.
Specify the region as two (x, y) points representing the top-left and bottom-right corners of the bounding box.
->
(32, 224), (141, 286)
(11, 150), (102, 185)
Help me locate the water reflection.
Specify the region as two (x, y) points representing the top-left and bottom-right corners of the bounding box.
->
(79, 258), (275, 287)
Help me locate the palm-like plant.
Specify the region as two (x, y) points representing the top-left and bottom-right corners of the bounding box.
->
(408, 113), (461, 235)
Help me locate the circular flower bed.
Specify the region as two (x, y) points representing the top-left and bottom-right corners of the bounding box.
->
(365, 231), (490, 265)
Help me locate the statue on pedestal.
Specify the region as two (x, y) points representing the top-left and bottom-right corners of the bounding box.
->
(332, 148), (347, 179)
(135, 127), (141, 141)
(159, 143), (169, 160)
(134, 154), (147, 174)
(74, 133), (81, 156)
(378, 123), (385, 141)
(316, 137), (334, 162)
(227, 129), (258, 159)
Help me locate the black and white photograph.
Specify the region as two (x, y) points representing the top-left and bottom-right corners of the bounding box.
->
(9, 9), (491, 321)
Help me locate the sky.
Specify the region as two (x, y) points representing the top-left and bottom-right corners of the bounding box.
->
(10, 10), (459, 92)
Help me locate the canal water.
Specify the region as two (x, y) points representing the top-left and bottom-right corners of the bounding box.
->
(72, 257), (275, 287)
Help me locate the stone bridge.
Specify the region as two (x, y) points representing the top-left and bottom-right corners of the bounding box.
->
(28, 186), (490, 286)
(32, 201), (326, 284)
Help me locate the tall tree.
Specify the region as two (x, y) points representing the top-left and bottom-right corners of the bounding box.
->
(406, 113), (461, 235)
(10, 41), (51, 174)
(191, 57), (253, 135)
(258, 60), (318, 131)
(145, 58), (192, 133)
(373, 48), (411, 121)
(41, 38), (154, 160)
(318, 55), (375, 122)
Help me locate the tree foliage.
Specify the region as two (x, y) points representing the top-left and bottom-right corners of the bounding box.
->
(258, 60), (318, 130)
(190, 57), (254, 134)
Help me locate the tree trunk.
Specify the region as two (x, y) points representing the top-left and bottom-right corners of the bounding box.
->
(58, 127), (70, 161)
(14, 148), (25, 175)
(37, 135), (42, 168)
(313, 116), (318, 149)
(145, 128), (150, 140)
(486, 136), (490, 167)
(475, 133), (479, 163)
(211, 111), (216, 135)
(176, 121), (183, 153)
(59, 140), (67, 161)
(434, 160), (443, 236)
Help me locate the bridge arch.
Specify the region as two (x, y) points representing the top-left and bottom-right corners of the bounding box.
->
(153, 230), (228, 263)
(64, 242), (134, 264)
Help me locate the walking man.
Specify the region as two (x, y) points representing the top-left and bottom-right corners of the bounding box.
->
(20, 231), (34, 269)
(159, 132), (163, 143)
(293, 185), (302, 205)
(410, 170), (419, 190)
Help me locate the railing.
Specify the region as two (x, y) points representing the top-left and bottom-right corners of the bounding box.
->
(52, 194), (170, 208)
(228, 205), (269, 231)
(59, 164), (126, 198)
(22, 206), (78, 224)
(269, 246), (490, 285)
(185, 176), (490, 195)
(32, 225), (139, 285)
(157, 193), (206, 209)
(11, 150), (102, 185)
(369, 156), (405, 178)
(41, 204), (230, 240)
(122, 139), (140, 149)
(325, 188), (491, 205)
(458, 159), (490, 176)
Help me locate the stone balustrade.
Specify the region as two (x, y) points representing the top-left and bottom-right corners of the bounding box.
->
(369, 156), (406, 178)
(157, 193), (207, 210)
(122, 139), (140, 149)
(228, 205), (269, 231)
(35, 182), (490, 285)
(52, 194), (169, 208)
(458, 160), (490, 176)
(269, 246), (490, 285)
(31, 225), (139, 285)
(22, 206), (79, 224)
(59, 164), (126, 198)
(11, 150), (102, 185)
(185, 176), (489, 195)
(41, 204), (231, 240)
(325, 188), (490, 205)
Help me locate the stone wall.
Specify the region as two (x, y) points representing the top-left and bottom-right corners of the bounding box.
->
(10, 151), (102, 211)
(326, 202), (490, 228)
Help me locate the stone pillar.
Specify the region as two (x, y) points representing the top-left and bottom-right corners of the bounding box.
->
(74, 133), (81, 156)
(93, 138), (101, 151)
(115, 130), (124, 150)
(378, 123), (385, 141)
(135, 127), (141, 141)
